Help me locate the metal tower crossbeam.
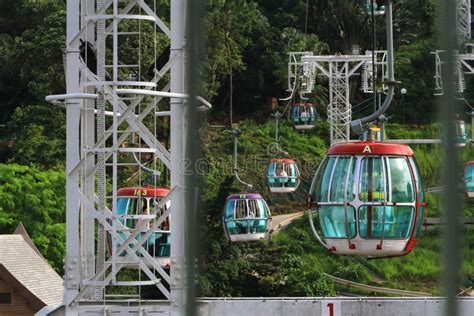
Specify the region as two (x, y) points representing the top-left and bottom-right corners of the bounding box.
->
(301, 55), (371, 144)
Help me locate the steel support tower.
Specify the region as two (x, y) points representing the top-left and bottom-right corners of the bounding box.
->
(45, 0), (189, 314)
(304, 55), (369, 145)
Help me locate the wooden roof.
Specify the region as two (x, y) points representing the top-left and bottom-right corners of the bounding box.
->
(0, 235), (63, 307)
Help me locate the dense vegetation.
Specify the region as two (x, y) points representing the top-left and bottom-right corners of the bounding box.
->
(0, 0), (473, 297)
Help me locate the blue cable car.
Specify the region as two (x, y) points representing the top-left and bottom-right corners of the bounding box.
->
(456, 120), (468, 146)
(308, 141), (425, 258)
(364, 0), (385, 15)
(114, 186), (171, 267)
(465, 161), (474, 197)
(267, 158), (301, 193)
(222, 193), (272, 242)
(291, 102), (317, 130)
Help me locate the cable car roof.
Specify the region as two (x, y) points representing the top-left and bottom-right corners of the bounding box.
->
(117, 186), (170, 197)
(292, 102), (313, 107)
(465, 161), (474, 166)
(226, 193), (263, 200)
(327, 141), (414, 156)
(270, 158), (296, 164)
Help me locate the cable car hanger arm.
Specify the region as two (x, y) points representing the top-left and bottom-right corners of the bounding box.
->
(350, 0), (396, 135)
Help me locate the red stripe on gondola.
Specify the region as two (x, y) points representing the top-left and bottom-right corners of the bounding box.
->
(328, 141), (414, 156)
(270, 158), (296, 164)
(117, 186), (170, 197)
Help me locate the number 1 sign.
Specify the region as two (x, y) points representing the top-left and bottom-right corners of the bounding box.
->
(321, 300), (341, 316)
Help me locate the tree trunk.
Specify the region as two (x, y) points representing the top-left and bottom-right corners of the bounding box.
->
(229, 65), (233, 127)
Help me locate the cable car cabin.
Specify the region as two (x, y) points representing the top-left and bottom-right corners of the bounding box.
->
(364, 0), (385, 15)
(291, 102), (317, 130)
(267, 158), (301, 193)
(222, 193), (272, 242)
(308, 141), (425, 258)
(115, 186), (171, 267)
(465, 161), (474, 197)
(456, 120), (468, 146)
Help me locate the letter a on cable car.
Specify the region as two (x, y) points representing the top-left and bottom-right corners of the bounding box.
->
(308, 141), (425, 258)
(222, 193), (272, 242)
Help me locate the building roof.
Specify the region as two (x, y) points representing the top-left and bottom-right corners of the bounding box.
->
(0, 235), (63, 307)
(13, 222), (44, 259)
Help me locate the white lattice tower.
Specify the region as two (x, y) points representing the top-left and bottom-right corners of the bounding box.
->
(287, 52), (314, 94)
(457, 0), (472, 46)
(362, 50), (388, 93)
(433, 50), (474, 94)
(301, 55), (371, 144)
(50, 0), (187, 314)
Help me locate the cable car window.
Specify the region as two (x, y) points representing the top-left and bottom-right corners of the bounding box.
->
(117, 198), (129, 216)
(319, 206), (356, 238)
(466, 164), (474, 193)
(314, 157), (336, 202)
(267, 163), (275, 177)
(457, 121), (466, 136)
(257, 199), (268, 218)
(330, 157), (356, 202)
(388, 157), (414, 203)
(291, 106), (299, 118)
(235, 199), (247, 219)
(360, 157), (386, 202)
(248, 199), (259, 218)
(359, 206), (414, 239)
(409, 157), (424, 237)
(225, 200), (236, 220)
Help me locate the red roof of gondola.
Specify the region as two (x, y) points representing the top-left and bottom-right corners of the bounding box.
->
(117, 186), (170, 197)
(292, 102), (314, 107)
(270, 158), (296, 164)
(328, 141), (414, 156)
(465, 161), (474, 166)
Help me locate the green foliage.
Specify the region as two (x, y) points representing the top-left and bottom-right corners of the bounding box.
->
(0, 163), (65, 272)
(5, 104), (66, 167)
(0, 1), (66, 106)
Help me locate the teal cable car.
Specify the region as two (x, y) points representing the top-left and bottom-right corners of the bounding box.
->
(291, 102), (317, 130)
(456, 120), (468, 146)
(465, 161), (474, 197)
(222, 193), (272, 242)
(267, 158), (301, 193)
(364, 0), (385, 15)
(114, 186), (171, 267)
(308, 141), (425, 258)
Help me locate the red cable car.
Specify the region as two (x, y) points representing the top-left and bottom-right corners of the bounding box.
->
(308, 141), (425, 257)
(114, 186), (171, 267)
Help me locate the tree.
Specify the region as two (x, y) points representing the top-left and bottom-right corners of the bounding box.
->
(0, 1), (66, 113)
(203, 0), (270, 126)
(4, 104), (66, 167)
(0, 163), (66, 272)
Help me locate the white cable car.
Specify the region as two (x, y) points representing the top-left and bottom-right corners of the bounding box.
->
(267, 158), (301, 193)
(222, 193), (272, 242)
(308, 141), (425, 258)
